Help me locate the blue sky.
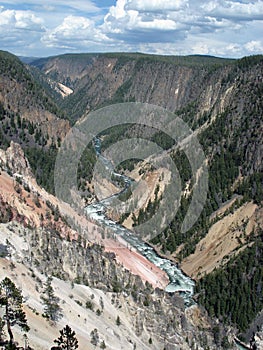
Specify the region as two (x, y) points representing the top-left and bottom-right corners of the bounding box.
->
(0, 0), (262, 58)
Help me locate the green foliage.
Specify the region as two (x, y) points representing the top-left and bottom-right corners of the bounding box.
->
(90, 328), (99, 347)
(107, 78), (133, 104)
(152, 98), (262, 258)
(0, 317), (5, 341)
(116, 158), (141, 173)
(112, 276), (122, 293)
(77, 144), (96, 192)
(85, 300), (94, 311)
(100, 340), (106, 349)
(54, 325), (78, 350)
(236, 172), (263, 205)
(171, 149), (192, 184)
(0, 277), (29, 345)
(41, 276), (62, 322)
(150, 130), (175, 150)
(0, 51), (65, 119)
(132, 53), (234, 69)
(116, 315), (121, 326)
(133, 193), (161, 227)
(196, 231), (263, 333)
(25, 146), (57, 194)
(0, 50), (32, 82)
(237, 55), (263, 69)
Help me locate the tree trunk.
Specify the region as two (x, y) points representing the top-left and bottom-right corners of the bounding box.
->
(6, 303), (14, 344)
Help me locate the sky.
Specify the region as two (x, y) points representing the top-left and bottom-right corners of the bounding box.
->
(0, 0), (262, 58)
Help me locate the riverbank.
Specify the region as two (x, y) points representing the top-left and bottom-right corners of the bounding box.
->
(234, 337), (250, 350)
(85, 137), (195, 300)
(103, 235), (169, 289)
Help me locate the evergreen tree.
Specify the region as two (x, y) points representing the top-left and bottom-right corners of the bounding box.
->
(54, 325), (78, 350)
(116, 315), (121, 326)
(0, 277), (29, 346)
(100, 340), (106, 349)
(0, 316), (5, 342)
(90, 328), (99, 347)
(41, 276), (62, 322)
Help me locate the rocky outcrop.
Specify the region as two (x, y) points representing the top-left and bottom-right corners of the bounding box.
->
(4, 220), (232, 350)
(0, 141), (33, 177)
(32, 54), (234, 118)
(31, 54), (263, 177)
(1, 51), (262, 348)
(0, 50), (70, 147)
(253, 326), (263, 349)
(0, 139), (234, 349)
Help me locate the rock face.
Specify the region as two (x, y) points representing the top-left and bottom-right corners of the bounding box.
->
(0, 141), (33, 177)
(32, 54), (235, 118)
(31, 54), (263, 176)
(0, 220), (230, 350)
(1, 51), (262, 349)
(254, 327), (263, 349)
(0, 142), (232, 349)
(0, 50), (70, 148)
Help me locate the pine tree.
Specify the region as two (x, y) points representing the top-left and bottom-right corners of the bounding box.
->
(54, 325), (78, 350)
(116, 315), (121, 326)
(0, 277), (29, 345)
(90, 328), (99, 347)
(41, 276), (62, 322)
(100, 340), (106, 349)
(0, 316), (5, 342)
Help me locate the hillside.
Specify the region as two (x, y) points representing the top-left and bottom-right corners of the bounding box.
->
(0, 130), (229, 350)
(29, 52), (263, 341)
(0, 50), (262, 348)
(0, 50), (71, 193)
(30, 53), (235, 122)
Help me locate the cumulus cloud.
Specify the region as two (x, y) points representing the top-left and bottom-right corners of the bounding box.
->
(103, 0), (189, 43)
(0, 0), (262, 57)
(126, 0), (188, 12)
(0, 8), (45, 55)
(42, 15), (110, 50)
(100, 0), (263, 54)
(104, 0), (263, 32)
(202, 0), (263, 21)
(0, 9), (44, 30)
(244, 40), (263, 52)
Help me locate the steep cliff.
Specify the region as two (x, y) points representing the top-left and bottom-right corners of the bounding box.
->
(1, 51), (262, 346)
(0, 50), (72, 193)
(0, 50), (70, 145)
(0, 142), (232, 350)
(31, 53), (235, 121)
(30, 52), (263, 342)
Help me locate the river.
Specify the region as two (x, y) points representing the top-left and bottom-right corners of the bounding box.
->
(85, 138), (249, 349)
(85, 138), (195, 306)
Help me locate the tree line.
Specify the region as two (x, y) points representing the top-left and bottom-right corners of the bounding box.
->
(0, 276), (79, 349)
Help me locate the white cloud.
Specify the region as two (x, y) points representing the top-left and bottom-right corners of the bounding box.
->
(101, 0), (263, 54)
(1, 0), (100, 13)
(244, 40), (263, 52)
(126, 0), (188, 12)
(0, 9), (44, 30)
(202, 0), (263, 21)
(136, 18), (179, 30)
(0, 1), (262, 57)
(42, 15), (110, 50)
(103, 0), (187, 40)
(0, 8), (45, 56)
(104, 0), (263, 31)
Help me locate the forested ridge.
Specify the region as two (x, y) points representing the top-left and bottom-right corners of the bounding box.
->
(0, 50), (262, 342)
(0, 50), (67, 193)
(196, 229), (263, 335)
